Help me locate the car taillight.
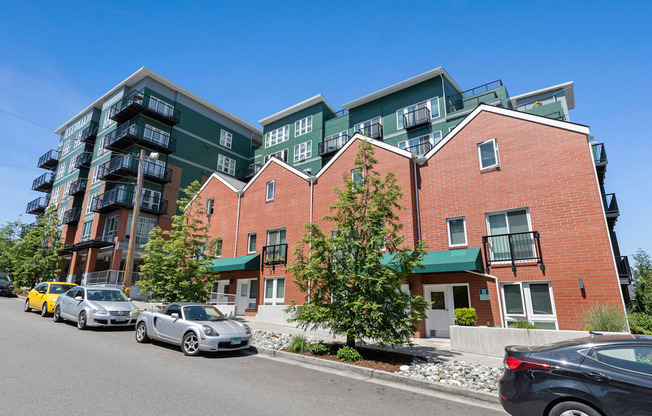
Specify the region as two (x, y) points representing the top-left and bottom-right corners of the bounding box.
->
(504, 357), (552, 371)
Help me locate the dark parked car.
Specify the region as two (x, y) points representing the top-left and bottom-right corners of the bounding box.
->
(0, 275), (14, 296)
(499, 334), (652, 416)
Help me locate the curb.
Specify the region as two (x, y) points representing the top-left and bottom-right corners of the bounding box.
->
(255, 347), (500, 404)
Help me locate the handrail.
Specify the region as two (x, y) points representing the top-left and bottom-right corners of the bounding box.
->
(592, 143), (607, 166)
(355, 123), (383, 140)
(447, 90), (499, 114)
(80, 122), (99, 143)
(325, 109), (349, 121)
(603, 193), (619, 216)
(448, 80), (503, 103)
(262, 243), (288, 270)
(403, 107), (431, 129)
(105, 121), (177, 152)
(404, 141), (433, 156)
(109, 89), (180, 124)
(73, 152), (93, 169)
(37, 149), (59, 167)
(482, 231), (544, 274)
(318, 133), (350, 155)
(32, 172), (54, 190)
(26, 197), (49, 213)
(68, 178), (87, 196)
(62, 207), (80, 224)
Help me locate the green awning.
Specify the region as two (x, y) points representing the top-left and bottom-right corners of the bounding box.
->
(382, 248), (483, 274)
(207, 254), (260, 273)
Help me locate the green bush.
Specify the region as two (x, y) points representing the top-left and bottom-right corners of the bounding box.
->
(287, 336), (311, 353)
(584, 304), (627, 332)
(309, 343), (331, 356)
(454, 308), (477, 326)
(336, 346), (363, 362)
(510, 320), (539, 329)
(629, 312), (652, 335)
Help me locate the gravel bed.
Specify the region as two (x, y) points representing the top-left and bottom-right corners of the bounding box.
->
(251, 330), (323, 350)
(396, 358), (502, 392)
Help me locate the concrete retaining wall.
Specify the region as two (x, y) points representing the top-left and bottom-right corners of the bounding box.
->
(255, 305), (295, 326)
(450, 326), (628, 357)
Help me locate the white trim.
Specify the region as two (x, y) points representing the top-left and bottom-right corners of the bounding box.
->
(294, 115), (312, 138)
(242, 157), (311, 193)
(395, 96), (441, 130)
(477, 138), (500, 170)
(259, 94), (335, 126)
(247, 232), (257, 254)
(266, 180), (275, 201)
(509, 81), (574, 110)
(219, 129), (233, 149)
(293, 140), (312, 163)
(501, 281), (558, 329)
(446, 216), (467, 247)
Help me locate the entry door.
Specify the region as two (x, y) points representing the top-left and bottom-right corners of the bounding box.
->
(236, 279), (257, 316)
(424, 284), (451, 338)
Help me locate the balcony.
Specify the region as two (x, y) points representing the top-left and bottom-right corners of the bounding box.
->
(592, 143), (608, 184)
(91, 188), (168, 216)
(26, 197), (49, 215)
(32, 172), (54, 192)
(262, 243), (288, 270)
(20, 222), (37, 236)
(80, 122), (99, 144)
(355, 123), (383, 140)
(237, 163), (262, 180)
(62, 207), (80, 225)
(319, 133), (350, 157)
(447, 80), (504, 116)
(482, 231), (545, 274)
(603, 193), (619, 220)
(37, 149), (59, 170)
(325, 109), (349, 121)
(404, 141), (434, 156)
(109, 90), (180, 126)
(72, 152), (93, 170)
(616, 256), (632, 284)
(104, 121), (176, 154)
(68, 178), (87, 197)
(403, 107), (431, 130)
(98, 155), (172, 184)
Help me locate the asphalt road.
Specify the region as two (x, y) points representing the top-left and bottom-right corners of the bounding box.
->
(0, 296), (507, 416)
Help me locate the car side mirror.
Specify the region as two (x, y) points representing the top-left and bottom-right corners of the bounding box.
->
(171, 313), (179, 319)
(75, 296), (83, 301)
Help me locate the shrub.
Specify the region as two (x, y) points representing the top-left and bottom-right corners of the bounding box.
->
(454, 308), (477, 326)
(336, 345), (363, 362)
(510, 320), (539, 329)
(287, 336), (311, 353)
(584, 304), (627, 332)
(629, 312), (652, 335)
(309, 343), (331, 356)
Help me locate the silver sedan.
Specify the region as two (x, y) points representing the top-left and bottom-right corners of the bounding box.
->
(135, 303), (252, 356)
(53, 286), (140, 329)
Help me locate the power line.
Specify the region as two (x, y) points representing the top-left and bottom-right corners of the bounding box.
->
(0, 108), (55, 131)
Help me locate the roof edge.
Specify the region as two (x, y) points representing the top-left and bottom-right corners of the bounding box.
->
(258, 94), (336, 126)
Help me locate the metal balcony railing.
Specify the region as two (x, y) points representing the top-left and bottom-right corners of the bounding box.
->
(104, 121), (176, 154)
(68, 178), (87, 197)
(72, 152), (93, 170)
(448, 80), (503, 104)
(32, 172), (55, 192)
(80, 122), (99, 144)
(26, 197), (49, 215)
(84, 270), (141, 286)
(318, 133), (350, 156)
(482, 231), (545, 274)
(593, 143), (607, 167)
(355, 123), (383, 140)
(237, 163), (262, 180)
(262, 243), (288, 270)
(62, 207), (80, 225)
(616, 256), (632, 282)
(404, 141), (434, 156)
(447, 90), (501, 115)
(325, 109), (349, 121)
(91, 188), (168, 216)
(603, 193), (619, 219)
(37, 149), (59, 170)
(98, 155), (172, 184)
(109, 90), (180, 126)
(403, 107), (431, 130)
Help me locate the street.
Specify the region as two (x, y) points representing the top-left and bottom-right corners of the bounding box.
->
(0, 297), (506, 415)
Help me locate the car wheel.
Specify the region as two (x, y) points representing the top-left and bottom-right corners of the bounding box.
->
(24, 298), (31, 312)
(41, 302), (49, 317)
(548, 401), (602, 416)
(135, 322), (150, 343)
(77, 311), (88, 330)
(53, 306), (63, 322)
(181, 332), (200, 356)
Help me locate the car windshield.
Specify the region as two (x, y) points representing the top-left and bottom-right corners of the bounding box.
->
(87, 290), (128, 302)
(49, 284), (73, 294)
(0, 276), (11, 283)
(182, 305), (225, 321)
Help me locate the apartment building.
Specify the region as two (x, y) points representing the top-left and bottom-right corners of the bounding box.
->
(27, 67), (262, 286)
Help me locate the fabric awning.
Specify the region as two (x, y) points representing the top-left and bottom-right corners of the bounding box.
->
(382, 248), (483, 274)
(207, 254), (260, 273)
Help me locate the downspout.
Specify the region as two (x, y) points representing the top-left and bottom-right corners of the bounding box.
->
(412, 158), (422, 241)
(307, 176), (317, 300)
(234, 190), (243, 257)
(465, 270), (504, 328)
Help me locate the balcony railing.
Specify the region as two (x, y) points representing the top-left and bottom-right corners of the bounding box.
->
(26, 197), (49, 215)
(109, 90), (180, 126)
(72, 152), (93, 170)
(404, 141), (434, 156)
(91, 188), (168, 216)
(84, 270), (141, 286)
(62, 207), (80, 225)
(104, 121), (176, 154)
(68, 178), (87, 197)
(318, 133), (350, 156)
(325, 109), (349, 121)
(37, 149), (59, 170)
(80, 122), (99, 144)
(262, 243), (288, 270)
(98, 155), (172, 184)
(616, 256), (632, 283)
(21, 222), (37, 236)
(603, 193), (619, 220)
(447, 90), (501, 115)
(448, 80), (503, 104)
(355, 123), (383, 140)
(32, 172), (54, 192)
(403, 107), (431, 130)
(237, 163), (262, 180)
(482, 231), (545, 274)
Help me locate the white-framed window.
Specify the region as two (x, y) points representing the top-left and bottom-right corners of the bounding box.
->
(62, 140), (71, 156)
(205, 198), (215, 216)
(323, 131), (348, 153)
(396, 97), (441, 130)
(56, 163), (66, 179)
(143, 124), (170, 147)
(264, 125), (290, 148)
(398, 131), (442, 155)
(264, 149), (288, 163)
(214, 238), (223, 258)
(68, 157), (76, 173)
(97, 136), (107, 156)
(354, 117), (381, 137)
(447, 216), (467, 247)
(247, 233), (257, 253)
(91, 167), (101, 185)
(58, 207), (66, 223)
(148, 96), (175, 117)
(294, 116), (312, 137)
(74, 131), (83, 147)
(264, 277), (285, 305)
(478, 138), (499, 170)
(80, 220), (93, 242)
(102, 112), (114, 129)
(64, 114), (91, 138)
(141, 189), (161, 211)
(126, 215), (158, 245)
(217, 154), (236, 176)
(502, 282), (557, 329)
(86, 195), (96, 214)
(219, 129), (233, 149)
(102, 215), (119, 242)
(266, 180), (275, 201)
(486, 208), (534, 262)
(351, 166), (364, 184)
(293, 141), (312, 162)
(64, 181), (72, 196)
(51, 187), (60, 204)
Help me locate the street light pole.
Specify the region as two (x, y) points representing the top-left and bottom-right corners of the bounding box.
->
(123, 149), (145, 296)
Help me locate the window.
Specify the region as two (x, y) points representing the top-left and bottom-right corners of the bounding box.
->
(141, 189), (161, 211)
(248, 233), (257, 253)
(396, 97), (440, 129)
(219, 129), (233, 149)
(86, 195), (96, 214)
(264, 277), (285, 305)
(591, 346), (652, 375)
(486, 209), (533, 261)
(266, 180), (275, 201)
(56, 163), (66, 179)
(126, 216), (158, 245)
(478, 138), (499, 170)
(148, 96), (174, 117)
(398, 132), (442, 155)
(447, 217), (467, 247)
(97, 136), (107, 156)
(502, 282), (556, 329)
(217, 154), (236, 176)
(354, 117), (381, 137)
(293, 141), (312, 162)
(267, 228), (286, 246)
(323, 131), (348, 153)
(62, 140), (71, 155)
(74, 131), (83, 148)
(81, 220), (93, 242)
(214, 238), (223, 257)
(64, 181), (71, 196)
(294, 116), (312, 137)
(143, 125), (170, 147)
(205, 198), (215, 216)
(102, 112), (113, 129)
(91, 167), (101, 185)
(264, 125), (290, 148)
(68, 158), (76, 173)
(351, 167), (364, 185)
(264, 149), (288, 163)
(51, 187), (60, 204)
(102, 216), (118, 242)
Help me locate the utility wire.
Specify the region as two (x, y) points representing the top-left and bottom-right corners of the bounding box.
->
(0, 108), (55, 131)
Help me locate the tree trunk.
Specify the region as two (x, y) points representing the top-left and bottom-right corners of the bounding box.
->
(346, 335), (355, 347)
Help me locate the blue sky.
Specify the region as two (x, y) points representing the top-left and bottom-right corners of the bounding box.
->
(0, 1), (650, 258)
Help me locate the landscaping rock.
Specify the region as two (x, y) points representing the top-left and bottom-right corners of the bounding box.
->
(395, 359), (502, 393)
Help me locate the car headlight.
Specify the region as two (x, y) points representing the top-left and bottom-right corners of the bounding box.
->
(243, 324), (251, 335)
(93, 308), (108, 314)
(131, 308), (141, 315)
(202, 325), (219, 337)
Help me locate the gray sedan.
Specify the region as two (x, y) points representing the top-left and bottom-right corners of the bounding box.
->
(135, 303), (252, 356)
(53, 286), (140, 329)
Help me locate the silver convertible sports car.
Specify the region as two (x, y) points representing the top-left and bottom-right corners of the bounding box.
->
(135, 303), (252, 356)
(53, 286), (140, 329)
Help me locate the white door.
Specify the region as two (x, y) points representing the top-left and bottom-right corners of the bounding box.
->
(235, 279), (257, 316)
(424, 284), (451, 338)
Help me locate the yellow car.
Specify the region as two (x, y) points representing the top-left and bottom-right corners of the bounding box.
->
(24, 282), (77, 316)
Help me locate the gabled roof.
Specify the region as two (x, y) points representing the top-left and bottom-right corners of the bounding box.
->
(419, 104), (590, 162)
(242, 155), (312, 192)
(508, 81), (575, 110)
(54, 67), (262, 136)
(185, 171), (246, 211)
(341, 67), (462, 110)
(258, 94), (336, 126)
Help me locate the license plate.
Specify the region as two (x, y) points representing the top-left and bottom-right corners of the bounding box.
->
(231, 337), (242, 345)
(115, 317), (125, 322)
